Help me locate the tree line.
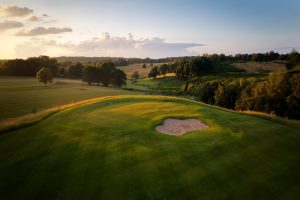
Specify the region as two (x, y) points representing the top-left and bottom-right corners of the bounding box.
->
(0, 56), (58, 77)
(55, 56), (175, 67)
(82, 62), (126, 87)
(191, 70), (300, 119)
(148, 56), (213, 78)
(1, 50), (299, 78)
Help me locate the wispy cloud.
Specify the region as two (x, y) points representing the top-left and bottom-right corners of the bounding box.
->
(0, 5), (33, 17)
(0, 20), (24, 32)
(16, 27), (72, 36)
(27, 14), (57, 23)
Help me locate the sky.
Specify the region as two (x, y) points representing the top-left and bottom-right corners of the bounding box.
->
(0, 0), (299, 59)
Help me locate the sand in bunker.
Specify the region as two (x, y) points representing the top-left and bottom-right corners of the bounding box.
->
(155, 118), (209, 136)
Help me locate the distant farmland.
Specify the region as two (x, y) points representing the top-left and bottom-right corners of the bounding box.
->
(233, 61), (286, 73)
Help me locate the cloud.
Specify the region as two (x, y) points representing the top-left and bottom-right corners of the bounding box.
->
(27, 15), (40, 22)
(16, 26), (72, 36)
(15, 32), (203, 58)
(0, 5), (33, 17)
(66, 32), (203, 58)
(0, 20), (24, 31)
(27, 14), (57, 23)
(0, 5), (56, 24)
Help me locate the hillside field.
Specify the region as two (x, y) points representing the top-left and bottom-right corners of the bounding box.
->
(117, 63), (162, 78)
(0, 95), (299, 199)
(0, 77), (140, 120)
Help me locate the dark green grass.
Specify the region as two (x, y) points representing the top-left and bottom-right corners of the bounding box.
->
(0, 77), (140, 120)
(126, 77), (185, 94)
(0, 96), (299, 199)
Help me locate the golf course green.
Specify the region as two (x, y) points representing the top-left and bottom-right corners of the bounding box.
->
(0, 95), (299, 199)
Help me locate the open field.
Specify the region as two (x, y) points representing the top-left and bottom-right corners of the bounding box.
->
(0, 95), (299, 199)
(0, 77), (140, 120)
(126, 76), (186, 94)
(233, 61), (286, 73)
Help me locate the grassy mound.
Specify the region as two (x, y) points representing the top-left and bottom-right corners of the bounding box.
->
(0, 96), (299, 199)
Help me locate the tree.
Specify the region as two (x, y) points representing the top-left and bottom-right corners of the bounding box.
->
(286, 71), (300, 118)
(189, 56), (213, 76)
(214, 84), (226, 107)
(148, 66), (159, 78)
(252, 53), (266, 63)
(83, 66), (99, 85)
(68, 63), (83, 78)
(59, 68), (66, 77)
(142, 63), (147, 68)
(235, 72), (289, 116)
(111, 69), (127, 87)
(82, 62), (126, 87)
(193, 81), (219, 104)
(131, 71), (139, 82)
(174, 56), (213, 79)
(36, 67), (52, 86)
(159, 64), (168, 76)
(286, 49), (300, 70)
(175, 59), (188, 79)
(98, 62), (116, 86)
(214, 82), (240, 109)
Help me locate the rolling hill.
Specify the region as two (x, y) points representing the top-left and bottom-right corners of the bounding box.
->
(0, 95), (299, 199)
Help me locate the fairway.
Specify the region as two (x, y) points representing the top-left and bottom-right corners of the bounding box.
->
(0, 96), (299, 199)
(0, 77), (140, 120)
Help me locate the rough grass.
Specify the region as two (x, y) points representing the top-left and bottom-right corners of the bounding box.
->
(0, 95), (299, 199)
(233, 61), (286, 73)
(0, 76), (141, 120)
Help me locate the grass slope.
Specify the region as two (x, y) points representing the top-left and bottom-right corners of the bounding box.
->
(117, 63), (156, 78)
(0, 77), (140, 120)
(0, 95), (299, 199)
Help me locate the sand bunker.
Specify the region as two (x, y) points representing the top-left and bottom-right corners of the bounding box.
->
(155, 118), (209, 136)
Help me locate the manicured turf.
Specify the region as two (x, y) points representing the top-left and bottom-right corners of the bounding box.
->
(0, 77), (140, 120)
(0, 95), (299, 199)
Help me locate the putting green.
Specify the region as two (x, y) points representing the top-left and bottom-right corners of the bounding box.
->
(0, 96), (299, 199)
